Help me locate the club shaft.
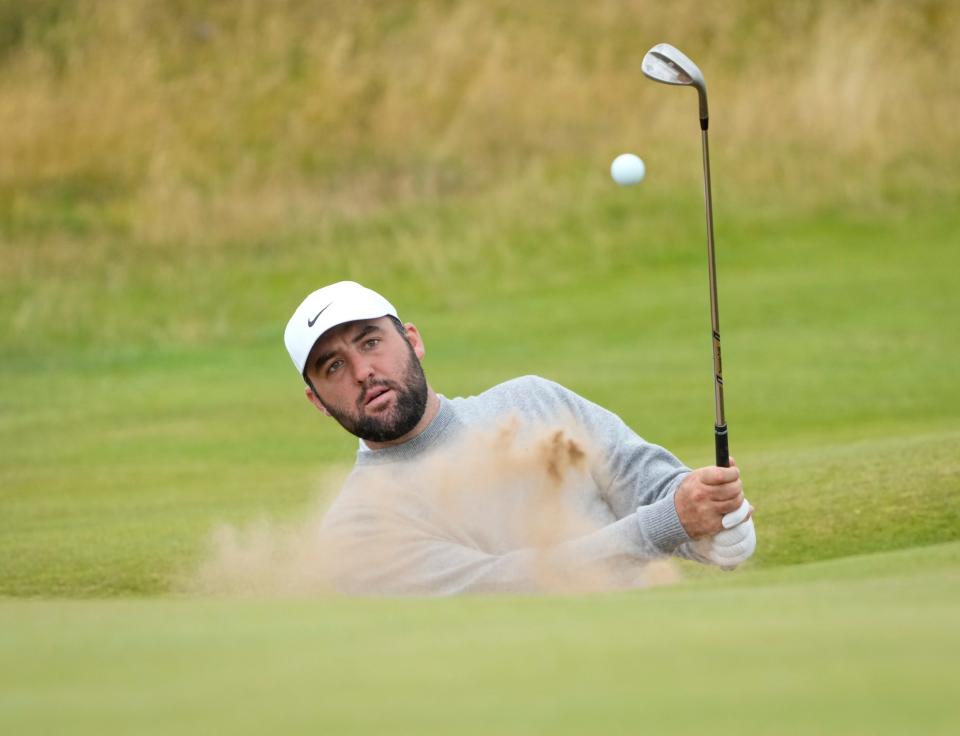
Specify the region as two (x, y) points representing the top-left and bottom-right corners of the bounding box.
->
(700, 128), (728, 466)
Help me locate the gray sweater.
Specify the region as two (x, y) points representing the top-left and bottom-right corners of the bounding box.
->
(319, 375), (695, 595)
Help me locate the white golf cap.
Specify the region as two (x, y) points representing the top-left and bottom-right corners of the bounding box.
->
(284, 281), (398, 376)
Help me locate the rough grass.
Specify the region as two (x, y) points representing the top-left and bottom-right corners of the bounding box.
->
(3, 2), (960, 332)
(4, 2), (960, 394)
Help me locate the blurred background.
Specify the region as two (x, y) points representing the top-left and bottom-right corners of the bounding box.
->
(2, 0), (958, 592)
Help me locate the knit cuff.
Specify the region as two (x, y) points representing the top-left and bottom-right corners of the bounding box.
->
(635, 485), (691, 554)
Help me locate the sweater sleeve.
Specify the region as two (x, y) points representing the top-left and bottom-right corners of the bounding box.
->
(320, 502), (671, 596)
(520, 377), (693, 554)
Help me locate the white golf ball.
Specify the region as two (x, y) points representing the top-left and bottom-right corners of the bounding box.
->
(610, 153), (646, 186)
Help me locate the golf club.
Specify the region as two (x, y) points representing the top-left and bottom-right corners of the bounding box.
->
(641, 43), (729, 468)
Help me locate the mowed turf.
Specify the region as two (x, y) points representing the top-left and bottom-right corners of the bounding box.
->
(2, 183), (958, 736)
(2, 199), (958, 595)
(1, 543), (958, 736)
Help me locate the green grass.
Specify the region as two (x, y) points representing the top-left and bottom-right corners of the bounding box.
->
(2, 195), (958, 595)
(2, 543), (958, 735)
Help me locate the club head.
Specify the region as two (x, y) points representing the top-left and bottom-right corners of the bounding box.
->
(642, 43), (709, 123)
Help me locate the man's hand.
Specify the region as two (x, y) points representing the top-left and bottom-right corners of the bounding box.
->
(674, 459), (745, 539)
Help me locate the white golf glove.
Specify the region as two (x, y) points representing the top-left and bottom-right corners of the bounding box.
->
(692, 499), (756, 569)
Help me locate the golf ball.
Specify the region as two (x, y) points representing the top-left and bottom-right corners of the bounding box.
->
(610, 153), (646, 186)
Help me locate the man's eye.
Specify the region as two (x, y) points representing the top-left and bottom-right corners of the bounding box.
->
(327, 360), (342, 375)
(364, 338), (380, 349)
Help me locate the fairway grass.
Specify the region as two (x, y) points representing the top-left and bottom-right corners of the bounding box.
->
(2, 542), (958, 735)
(3, 200), (959, 595)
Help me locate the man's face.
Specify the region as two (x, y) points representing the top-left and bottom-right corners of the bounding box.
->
(303, 317), (428, 443)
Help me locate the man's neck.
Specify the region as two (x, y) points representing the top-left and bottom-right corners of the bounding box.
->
(362, 387), (441, 451)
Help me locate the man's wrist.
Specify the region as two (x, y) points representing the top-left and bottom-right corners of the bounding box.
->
(635, 486), (691, 554)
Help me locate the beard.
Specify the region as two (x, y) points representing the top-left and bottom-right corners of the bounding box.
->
(319, 341), (429, 443)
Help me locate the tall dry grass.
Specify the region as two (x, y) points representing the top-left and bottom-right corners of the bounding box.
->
(1, 0), (957, 248)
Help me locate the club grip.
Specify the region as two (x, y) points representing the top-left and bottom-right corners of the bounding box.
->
(715, 424), (729, 468)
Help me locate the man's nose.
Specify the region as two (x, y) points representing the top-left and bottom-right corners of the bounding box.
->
(351, 355), (375, 383)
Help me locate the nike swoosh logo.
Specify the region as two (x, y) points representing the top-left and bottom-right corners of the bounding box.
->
(307, 302), (333, 327)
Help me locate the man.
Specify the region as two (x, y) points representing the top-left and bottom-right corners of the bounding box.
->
(284, 281), (756, 595)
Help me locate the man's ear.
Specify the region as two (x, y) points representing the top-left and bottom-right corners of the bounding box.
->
(404, 322), (426, 360)
(305, 385), (332, 416)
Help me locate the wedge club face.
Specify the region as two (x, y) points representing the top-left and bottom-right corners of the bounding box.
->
(641, 43), (709, 124)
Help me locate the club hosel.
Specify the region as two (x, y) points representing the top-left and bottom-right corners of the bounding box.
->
(696, 86), (709, 126)
(714, 424), (729, 468)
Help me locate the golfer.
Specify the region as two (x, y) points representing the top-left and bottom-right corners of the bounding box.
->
(284, 281), (756, 595)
